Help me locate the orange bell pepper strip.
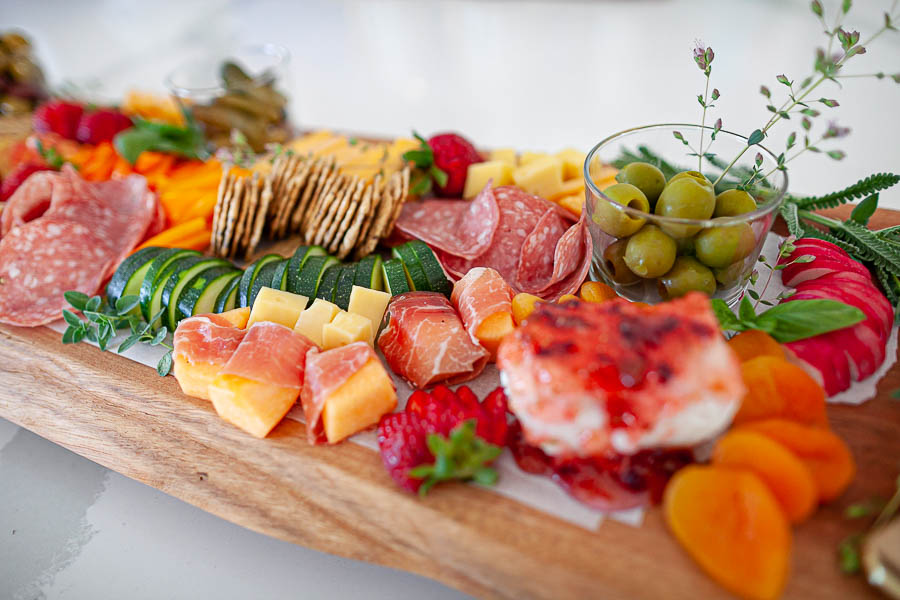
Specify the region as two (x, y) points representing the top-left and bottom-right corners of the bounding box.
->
(134, 217), (207, 251)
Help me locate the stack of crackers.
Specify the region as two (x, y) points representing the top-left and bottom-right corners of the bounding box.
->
(210, 153), (410, 261)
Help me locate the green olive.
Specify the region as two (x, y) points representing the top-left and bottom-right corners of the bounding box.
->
(655, 177), (716, 238)
(675, 235), (695, 256)
(615, 162), (666, 207)
(602, 239), (641, 285)
(713, 261), (747, 287)
(668, 170), (714, 189)
(694, 222), (757, 268)
(658, 256), (717, 299)
(591, 183), (649, 238)
(624, 224), (677, 279)
(714, 189), (757, 217)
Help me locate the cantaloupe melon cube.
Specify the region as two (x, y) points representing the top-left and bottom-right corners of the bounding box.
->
(474, 311), (516, 360)
(511, 293), (543, 325)
(556, 194), (584, 216)
(294, 299), (340, 348)
(556, 148), (587, 180)
(174, 357), (222, 400)
(208, 373), (299, 438)
(247, 287), (309, 329)
(322, 358), (397, 443)
(512, 156), (564, 199)
(218, 306), (251, 329)
(549, 177), (585, 201)
(463, 160), (514, 198)
(322, 311), (372, 350)
(519, 151), (549, 166)
(488, 148), (517, 166)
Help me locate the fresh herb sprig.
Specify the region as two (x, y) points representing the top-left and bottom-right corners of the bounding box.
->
(114, 114), (208, 164)
(61, 292), (174, 376)
(408, 420), (502, 497)
(403, 132), (449, 197)
(838, 474), (900, 574)
(711, 295), (865, 343)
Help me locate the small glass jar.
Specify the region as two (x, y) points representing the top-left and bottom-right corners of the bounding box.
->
(584, 124), (787, 307)
(165, 44), (292, 152)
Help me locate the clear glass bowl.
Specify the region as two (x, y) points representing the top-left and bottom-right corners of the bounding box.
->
(165, 44), (292, 151)
(584, 124), (788, 306)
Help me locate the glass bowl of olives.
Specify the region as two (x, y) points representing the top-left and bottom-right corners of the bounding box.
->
(584, 124), (787, 306)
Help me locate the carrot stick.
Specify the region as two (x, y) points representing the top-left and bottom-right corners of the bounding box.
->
(176, 230), (212, 251)
(135, 217), (207, 250)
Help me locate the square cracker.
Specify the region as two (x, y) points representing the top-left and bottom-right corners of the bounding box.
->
(211, 172), (233, 254)
(309, 174), (350, 246)
(320, 176), (360, 250)
(219, 175), (244, 258)
(274, 157), (314, 237)
(303, 168), (342, 242)
(383, 166), (411, 239)
(271, 153), (303, 222)
(327, 178), (364, 254)
(340, 181), (374, 259)
(239, 173), (262, 252)
(294, 156), (336, 234)
(245, 174), (274, 260)
(232, 172), (258, 257)
(354, 174), (383, 253)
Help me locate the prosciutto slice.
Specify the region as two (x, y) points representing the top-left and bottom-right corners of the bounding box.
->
(301, 342), (378, 444)
(394, 183), (500, 260)
(378, 291), (489, 389)
(450, 267), (514, 345)
(173, 314), (247, 366)
(220, 322), (315, 389)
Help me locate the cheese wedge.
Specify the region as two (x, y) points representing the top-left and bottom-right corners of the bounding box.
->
(322, 311), (372, 350)
(519, 151), (549, 166)
(247, 287), (308, 329)
(513, 156), (565, 200)
(294, 298), (340, 348)
(464, 161), (514, 198)
(556, 148), (587, 180)
(322, 358), (397, 444)
(488, 148), (517, 166)
(347, 285), (391, 344)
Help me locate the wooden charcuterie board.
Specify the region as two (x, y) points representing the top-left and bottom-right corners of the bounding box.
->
(1, 204), (898, 600)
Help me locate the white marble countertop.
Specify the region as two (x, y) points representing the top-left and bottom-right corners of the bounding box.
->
(3, 0), (899, 598)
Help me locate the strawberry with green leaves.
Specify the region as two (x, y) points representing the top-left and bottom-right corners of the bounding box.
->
(403, 132), (483, 197)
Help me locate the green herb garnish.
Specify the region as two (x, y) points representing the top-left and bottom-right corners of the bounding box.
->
(402, 131), (448, 197)
(408, 420), (502, 497)
(61, 291), (174, 376)
(114, 115), (208, 164)
(839, 474), (900, 574)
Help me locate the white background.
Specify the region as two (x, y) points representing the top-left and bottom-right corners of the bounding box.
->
(3, 0), (899, 598)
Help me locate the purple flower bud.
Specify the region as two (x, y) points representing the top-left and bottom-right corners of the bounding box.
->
(755, 152), (763, 166)
(711, 88), (720, 100)
(811, 0), (824, 17)
(823, 120), (851, 139)
(714, 118), (723, 131)
(693, 41), (708, 70)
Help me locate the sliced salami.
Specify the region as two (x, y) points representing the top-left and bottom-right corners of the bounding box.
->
(516, 209), (568, 293)
(0, 217), (115, 326)
(394, 183), (500, 260)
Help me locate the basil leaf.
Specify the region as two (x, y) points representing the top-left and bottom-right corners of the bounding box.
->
(755, 299), (866, 342)
(709, 298), (742, 331)
(157, 351), (173, 376)
(63, 291), (89, 311)
(738, 296), (758, 324)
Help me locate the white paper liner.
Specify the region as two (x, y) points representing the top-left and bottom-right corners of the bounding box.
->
(44, 232), (895, 531)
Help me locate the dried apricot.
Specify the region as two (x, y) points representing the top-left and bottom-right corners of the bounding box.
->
(734, 356), (827, 427)
(713, 430), (817, 523)
(557, 293), (580, 303)
(736, 419), (855, 503)
(579, 281), (618, 303)
(664, 465), (791, 600)
(727, 330), (785, 362)
(511, 293), (542, 325)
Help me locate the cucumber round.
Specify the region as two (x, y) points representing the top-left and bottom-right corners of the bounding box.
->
(139, 249), (201, 321)
(248, 259), (285, 308)
(214, 274), (242, 313)
(161, 258), (231, 330)
(271, 259), (290, 291)
(106, 247), (166, 310)
(391, 245), (430, 291)
(353, 254), (384, 291)
(382, 258), (410, 296)
(334, 265), (357, 311)
(237, 254), (282, 308)
(296, 255), (340, 301)
(406, 241), (452, 297)
(286, 245), (327, 294)
(177, 268), (241, 322)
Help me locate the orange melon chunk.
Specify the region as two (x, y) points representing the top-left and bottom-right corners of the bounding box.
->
(322, 358), (398, 443)
(474, 311), (516, 360)
(209, 374), (299, 438)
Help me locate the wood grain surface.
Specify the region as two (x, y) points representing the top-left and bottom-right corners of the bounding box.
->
(1, 204), (898, 600)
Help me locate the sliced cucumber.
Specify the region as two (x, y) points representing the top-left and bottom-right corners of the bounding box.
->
(249, 259), (285, 308)
(406, 241), (453, 297)
(392, 245), (430, 291)
(286, 245), (327, 294)
(334, 265), (357, 310)
(316, 264), (342, 302)
(271, 259), (290, 291)
(106, 247), (166, 310)
(296, 255), (340, 301)
(177, 268), (241, 322)
(161, 258), (231, 330)
(238, 253), (282, 308)
(353, 255), (384, 291)
(214, 274), (242, 313)
(382, 258), (410, 296)
(146, 255), (204, 328)
(139, 248), (201, 321)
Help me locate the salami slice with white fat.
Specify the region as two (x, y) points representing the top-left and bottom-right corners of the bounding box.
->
(0, 217), (115, 326)
(394, 183), (500, 260)
(516, 209), (569, 293)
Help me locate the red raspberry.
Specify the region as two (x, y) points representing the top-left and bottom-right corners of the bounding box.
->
(427, 133), (483, 197)
(0, 163), (54, 202)
(376, 410), (431, 493)
(76, 109), (133, 144)
(32, 101), (84, 141)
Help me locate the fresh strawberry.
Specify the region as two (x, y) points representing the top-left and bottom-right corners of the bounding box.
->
(32, 100), (84, 140)
(76, 109), (133, 144)
(0, 163), (54, 202)
(403, 131), (483, 197)
(376, 385), (509, 495)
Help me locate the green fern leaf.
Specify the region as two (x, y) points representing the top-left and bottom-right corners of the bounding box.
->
(875, 267), (900, 311)
(780, 203), (804, 237)
(789, 173), (900, 210)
